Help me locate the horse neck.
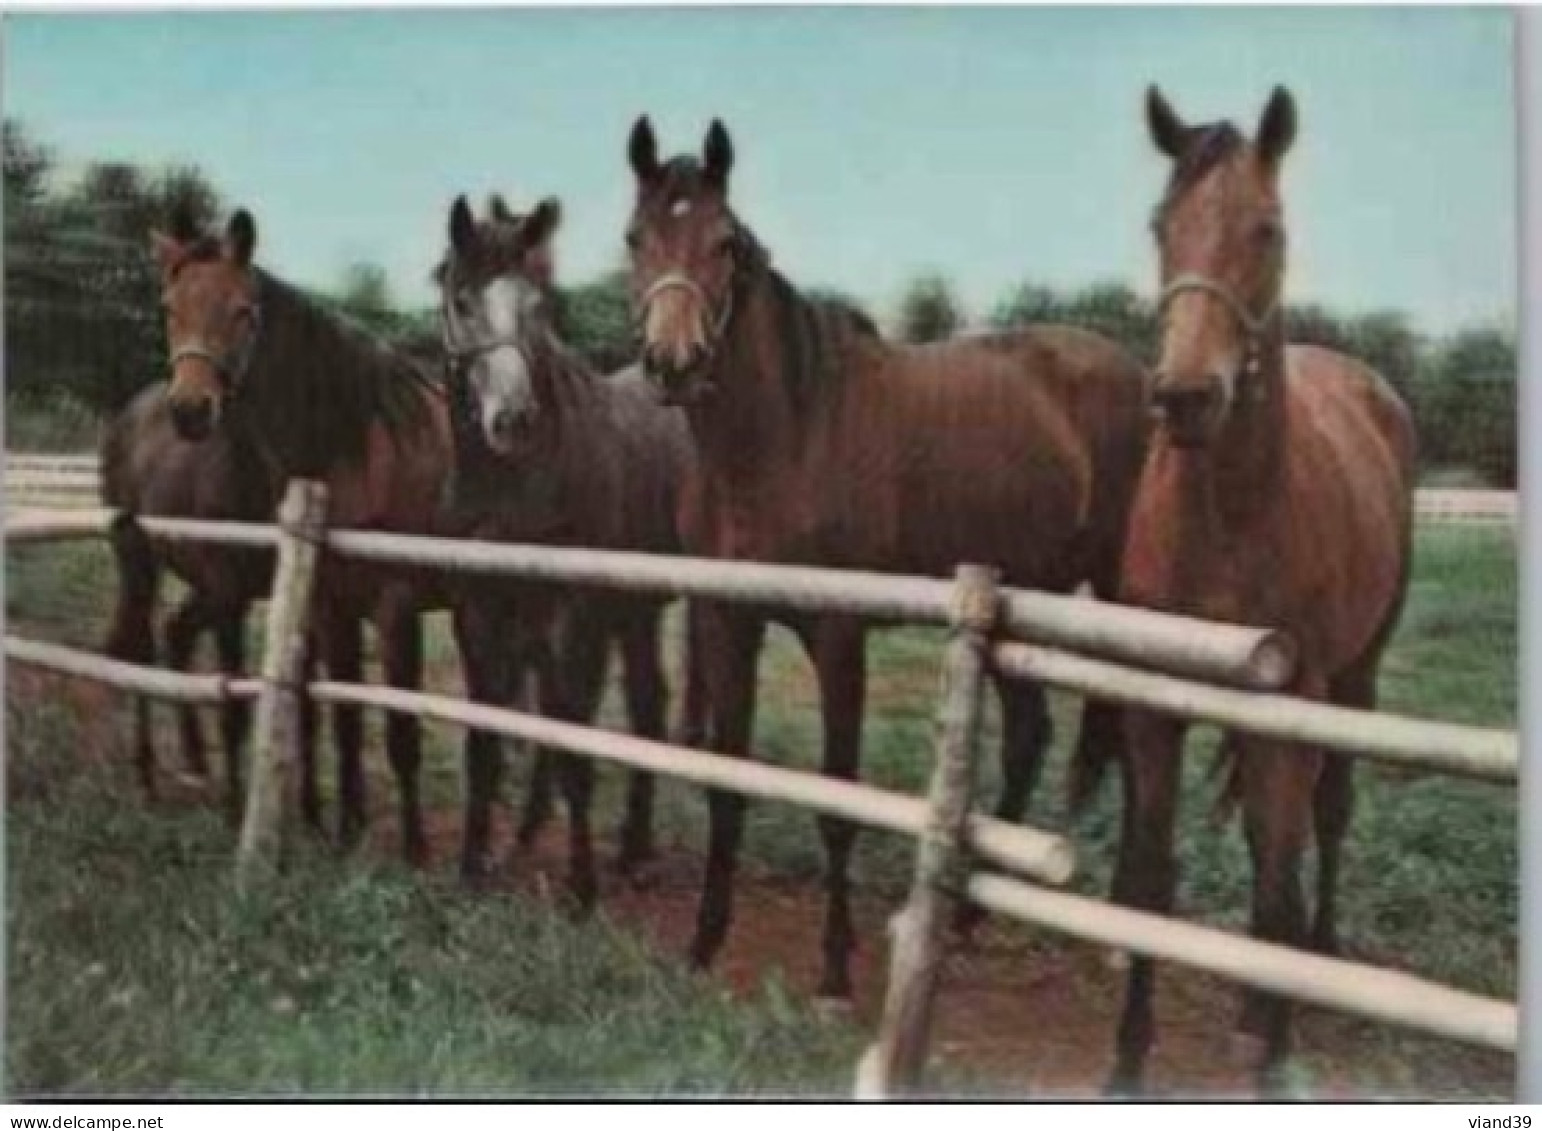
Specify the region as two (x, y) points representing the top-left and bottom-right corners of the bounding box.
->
(690, 271), (822, 487)
(1170, 314), (1289, 535)
(538, 335), (616, 508)
(242, 274), (419, 484)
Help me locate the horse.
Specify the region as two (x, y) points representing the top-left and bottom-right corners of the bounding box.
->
(153, 207), (454, 863)
(622, 117), (1151, 1000)
(101, 379), (275, 821)
(1087, 87), (1415, 1094)
(434, 192), (701, 902)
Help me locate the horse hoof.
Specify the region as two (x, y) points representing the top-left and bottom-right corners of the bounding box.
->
(813, 992), (855, 1017)
(951, 903), (986, 943)
(1103, 947), (1132, 972)
(615, 853), (662, 889)
(1227, 1030), (1270, 1069)
(172, 768), (211, 790)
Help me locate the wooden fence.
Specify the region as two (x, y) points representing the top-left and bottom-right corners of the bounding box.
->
(3, 477), (1520, 1096)
(3, 454), (1521, 527)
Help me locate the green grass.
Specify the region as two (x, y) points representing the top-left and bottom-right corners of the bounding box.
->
(6, 697), (861, 1097)
(4, 524), (1517, 1096)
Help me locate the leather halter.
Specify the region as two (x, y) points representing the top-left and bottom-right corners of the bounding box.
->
(1156, 273), (1277, 380)
(168, 304), (262, 397)
(440, 311), (537, 378)
(636, 262), (738, 363)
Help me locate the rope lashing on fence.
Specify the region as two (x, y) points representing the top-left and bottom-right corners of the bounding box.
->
(991, 641), (1518, 783)
(966, 873), (1516, 1052)
(303, 677), (1077, 887)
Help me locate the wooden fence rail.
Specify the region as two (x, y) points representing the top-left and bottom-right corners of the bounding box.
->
(5, 506), (1293, 689)
(1, 479), (1521, 1094)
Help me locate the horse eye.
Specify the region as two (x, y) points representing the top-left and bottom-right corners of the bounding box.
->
(625, 229), (642, 254)
(715, 235), (735, 259)
(1255, 219), (1283, 246)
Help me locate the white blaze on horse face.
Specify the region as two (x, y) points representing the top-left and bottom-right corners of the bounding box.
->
(461, 276), (542, 455)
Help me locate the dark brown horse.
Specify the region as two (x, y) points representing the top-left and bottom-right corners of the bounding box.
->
(1094, 87), (1415, 1094)
(101, 379), (275, 821)
(623, 117), (1151, 999)
(435, 193), (701, 901)
(154, 208), (454, 861)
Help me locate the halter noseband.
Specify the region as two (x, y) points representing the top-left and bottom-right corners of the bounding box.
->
(636, 251), (741, 364)
(168, 304), (262, 398)
(1156, 273), (1277, 380)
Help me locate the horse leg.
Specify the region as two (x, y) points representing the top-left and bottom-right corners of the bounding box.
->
(1314, 665), (1373, 956)
(674, 597), (710, 749)
(163, 592), (212, 783)
(105, 514), (162, 799)
(806, 615), (866, 1001)
(546, 603), (609, 912)
(452, 591), (514, 883)
(320, 609), (367, 850)
(616, 603), (669, 875)
(214, 604), (251, 826)
(1236, 729), (1322, 1096)
(688, 602), (764, 970)
(378, 589), (428, 866)
(516, 663), (558, 852)
(1106, 708), (1186, 1096)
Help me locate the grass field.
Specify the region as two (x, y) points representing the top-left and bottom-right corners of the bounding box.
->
(3, 523), (1517, 1097)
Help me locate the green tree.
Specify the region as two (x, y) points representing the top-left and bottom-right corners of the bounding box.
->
(1418, 328), (1516, 487)
(896, 272), (963, 343)
(989, 282), (1065, 331)
(554, 270), (635, 372)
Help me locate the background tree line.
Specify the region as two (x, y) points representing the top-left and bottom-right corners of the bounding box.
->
(4, 119), (1516, 487)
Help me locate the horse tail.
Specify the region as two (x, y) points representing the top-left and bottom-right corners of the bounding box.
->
(1206, 734), (1243, 826)
(103, 512), (160, 667)
(1066, 718), (1111, 815)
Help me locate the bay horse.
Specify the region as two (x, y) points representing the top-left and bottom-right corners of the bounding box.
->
(101, 379), (275, 821)
(154, 208), (454, 862)
(435, 193), (701, 901)
(1094, 87), (1415, 1094)
(623, 117), (1151, 999)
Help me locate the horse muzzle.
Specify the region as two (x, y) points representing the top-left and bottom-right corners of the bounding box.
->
(167, 392), (219, 442)
(645, 359), (715, 409)
(1151, 375), (1225, 449)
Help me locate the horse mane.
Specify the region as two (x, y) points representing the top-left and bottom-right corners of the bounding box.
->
(728, 220), (873, 417)
(249, 269), (436, 469)
(1152, 121), (1244, 229)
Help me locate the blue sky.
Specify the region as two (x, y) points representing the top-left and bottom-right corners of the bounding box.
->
(3, 7), (1516, 331)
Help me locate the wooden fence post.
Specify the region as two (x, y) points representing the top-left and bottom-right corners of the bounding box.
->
(857, 563), (1000, 1098)
(236, 478), (328, 889)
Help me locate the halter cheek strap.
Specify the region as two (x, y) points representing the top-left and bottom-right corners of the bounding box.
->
(1156, 274), (1277, 380)
(637, 270), (736, 360)
(168, 305), (262, 397)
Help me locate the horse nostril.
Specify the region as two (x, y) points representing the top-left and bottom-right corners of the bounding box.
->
(170, 397), (213, 439)
(1153, 379), (1221, 415)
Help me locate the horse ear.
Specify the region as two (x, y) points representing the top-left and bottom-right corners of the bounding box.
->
(150, 231), (184, 280)
(1146, 85), (1187, 159)
(1256, 85), (1297, 167)
(224, 209), (257, 267)
(449, 195), (477, 256)
(629, 116), (661, 184)
(487, 193), (517, 225)
(524, 197), (563, 246)
(703, 119), (734, 188)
